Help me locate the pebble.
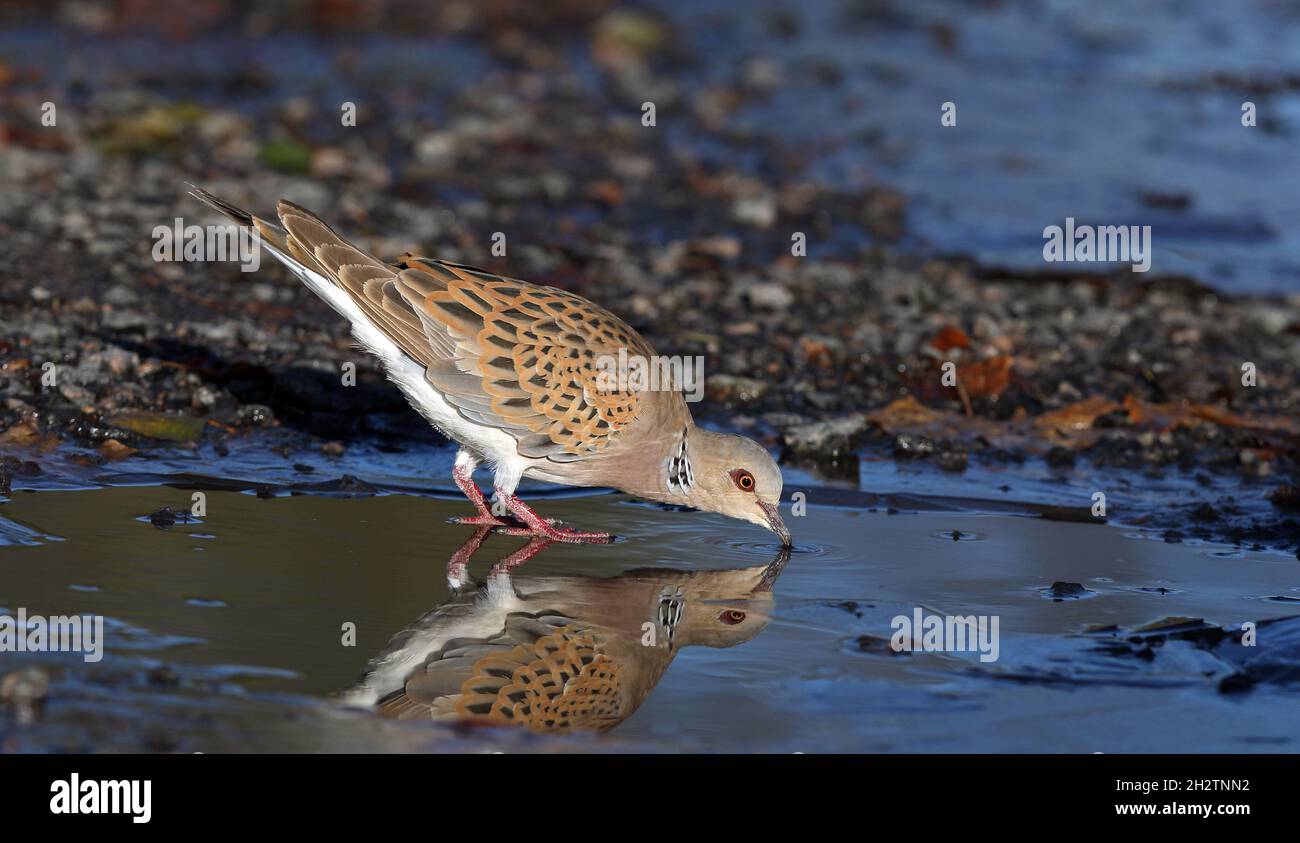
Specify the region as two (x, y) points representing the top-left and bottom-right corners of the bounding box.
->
(783, 415), (871, 459)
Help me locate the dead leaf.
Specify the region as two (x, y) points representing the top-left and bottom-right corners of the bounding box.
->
(961, 355), (1012, 398)
(927, 325), (971, 353)
(868, 395), (942, 429)
(0, 422), (59, 450)
(99, 440), (137, 461)
(1034, 397), (1122, 435)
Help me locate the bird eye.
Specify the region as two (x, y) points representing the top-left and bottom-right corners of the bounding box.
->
(731, 469), (756, 492)
(719, 609), (746, 625)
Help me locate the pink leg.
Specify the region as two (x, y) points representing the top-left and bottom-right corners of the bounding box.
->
(447, 525), (492, 588)
(447, 462), (564, 531)
(448, 463), (507, 526)
(499, 489), (614, 543)
(488, 536), (555, 576)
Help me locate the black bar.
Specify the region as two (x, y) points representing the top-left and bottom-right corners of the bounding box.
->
(1, 754), (1285, 827)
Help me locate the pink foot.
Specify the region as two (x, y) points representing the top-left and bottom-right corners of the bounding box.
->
(450, 465), (568, 530)
(499, 490), (614, 544)
(448, 513), (566, 530)
(448, 513), (508, 527)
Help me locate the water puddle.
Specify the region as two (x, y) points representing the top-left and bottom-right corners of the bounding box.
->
(2, 468), (1297, 752)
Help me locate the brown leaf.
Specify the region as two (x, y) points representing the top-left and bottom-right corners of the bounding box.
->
(868, 396), (942, 429)
(0, 422), (59, 450)
(586, 180), (624, 206)
(1034, 397), (1122, 435)
(99, 440), (137, 461)
(961, 355), (1012, 398)
(928, 325), (971, 353)
(799, 337), (835, 368)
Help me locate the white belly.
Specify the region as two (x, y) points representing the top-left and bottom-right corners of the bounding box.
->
(273, 246), (532, 490)
(341, 573), (521, 706)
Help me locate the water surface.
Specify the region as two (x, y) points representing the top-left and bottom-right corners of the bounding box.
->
(3, 469), (1297, 752)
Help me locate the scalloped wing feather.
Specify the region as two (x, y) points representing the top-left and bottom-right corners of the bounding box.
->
(270, 198), (658, 461)
(381, 613), (630, 732)
(394, 257), (657, 460)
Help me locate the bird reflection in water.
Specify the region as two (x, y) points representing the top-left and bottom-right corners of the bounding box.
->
(343, 526), (789, 733)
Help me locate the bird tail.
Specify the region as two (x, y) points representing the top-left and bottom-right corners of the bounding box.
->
(187, 185), (285, 250)
(186, 185), (357, 321)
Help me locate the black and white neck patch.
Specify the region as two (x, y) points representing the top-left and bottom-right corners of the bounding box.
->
(657, 585), (685, 650)
(667, 428), (694, 494)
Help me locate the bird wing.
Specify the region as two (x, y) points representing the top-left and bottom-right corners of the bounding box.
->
(189, 188), (658, 461)
(378, 612), (630, 733)
(390, 256), (657, 461)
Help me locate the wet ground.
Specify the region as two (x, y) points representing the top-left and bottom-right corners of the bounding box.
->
(2, 449), (1298, 753)
(680, 0), (1300, 293)
(2, 2), (1298, 471)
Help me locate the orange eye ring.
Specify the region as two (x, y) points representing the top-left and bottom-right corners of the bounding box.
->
(731, 469), (756, 492)
(719, 609), (746, 625)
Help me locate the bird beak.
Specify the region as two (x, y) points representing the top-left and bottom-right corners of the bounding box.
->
(757, 501), (792, 547)
(754, 545), (793, 592)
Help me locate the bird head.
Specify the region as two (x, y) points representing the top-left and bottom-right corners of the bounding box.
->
(670, 555), (787, 648)
(681, 428), (791, 546)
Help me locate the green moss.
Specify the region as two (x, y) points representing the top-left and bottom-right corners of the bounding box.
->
(109, 411), (207, 442)
(258, 138), (312, 174)
(98, 103), (208, 157)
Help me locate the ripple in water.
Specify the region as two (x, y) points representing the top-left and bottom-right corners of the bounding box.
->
(929, 529), (984, 542)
